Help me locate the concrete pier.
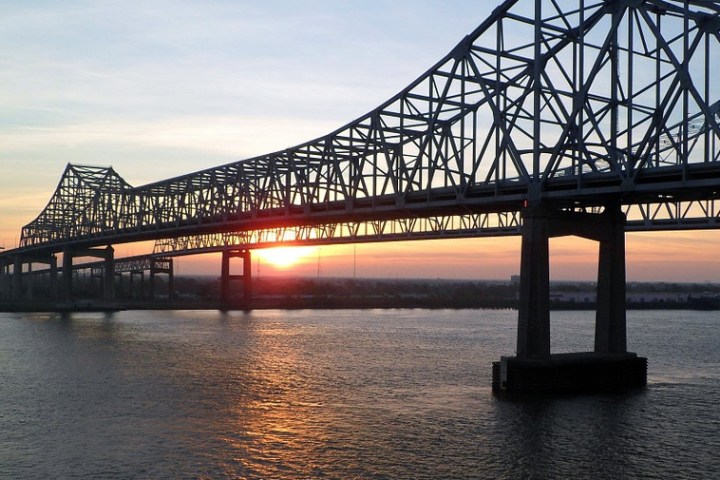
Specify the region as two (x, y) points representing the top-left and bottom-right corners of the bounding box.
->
(62, 246), (115, 301)
(149, 258), (174, 300)
(221, 248), (252, 303)
(492, 353), (647, 394)
(496, 205), (647, 394)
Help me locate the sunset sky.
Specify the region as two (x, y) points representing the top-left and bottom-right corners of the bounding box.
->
(2, 0), (720, 282)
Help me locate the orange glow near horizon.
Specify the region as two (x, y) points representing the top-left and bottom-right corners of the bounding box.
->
(255, 246), (319, 269)
(4, 209), (720, 282)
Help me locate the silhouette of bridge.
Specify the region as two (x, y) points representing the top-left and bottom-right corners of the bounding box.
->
(1, 0), (718, 392)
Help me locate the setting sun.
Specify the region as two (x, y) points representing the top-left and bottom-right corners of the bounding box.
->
(256, 246), (318, 269)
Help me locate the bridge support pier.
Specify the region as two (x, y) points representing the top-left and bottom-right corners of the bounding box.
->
(4, 254), (58, 303)
(0, 259), (8, 300)
(595, 209), (627, 354)
(130, 270), (145, 299)
(13, 257), (22, 302)
(516, 208), (551, 359)
(62, 247), (73, 300)
(49, 255), (59, 300)
(494, 205), (646, 394)
(149, 258), (174, 300)
(221, 249), (252, 305)
(103, 250), (115, 301)
(62, 246), (115, 301)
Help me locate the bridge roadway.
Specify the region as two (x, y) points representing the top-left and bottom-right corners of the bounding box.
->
(3, 127), (720, 265)
(1, 0), (719, 393)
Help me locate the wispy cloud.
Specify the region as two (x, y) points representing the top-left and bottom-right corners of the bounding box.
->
(4, 1), (715, 280)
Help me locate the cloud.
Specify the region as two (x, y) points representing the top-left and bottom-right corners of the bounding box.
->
(0, 115), (333, 158)
(3, 1), (718, 281)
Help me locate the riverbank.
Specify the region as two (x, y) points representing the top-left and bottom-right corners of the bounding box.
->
(1, 294), (719, 312)
(4, 276), (720, 312)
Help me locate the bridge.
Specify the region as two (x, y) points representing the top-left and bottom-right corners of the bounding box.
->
(1, 0), (719, 392)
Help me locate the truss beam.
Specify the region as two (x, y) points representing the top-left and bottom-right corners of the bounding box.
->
(1, 0), (717, 258)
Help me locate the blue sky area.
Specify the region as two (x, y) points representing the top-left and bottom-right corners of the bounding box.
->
(2, 1), (719, 281)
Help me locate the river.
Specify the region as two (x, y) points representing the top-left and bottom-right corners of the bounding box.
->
(0, 309), (718, 479)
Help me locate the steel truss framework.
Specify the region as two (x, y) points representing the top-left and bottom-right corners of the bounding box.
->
(149, 198), (720, 256)
(105, 257), (172, 275)
(20, 256), (173, 282)
(8, 0), (720, 258)
(151, 213), (524, 255)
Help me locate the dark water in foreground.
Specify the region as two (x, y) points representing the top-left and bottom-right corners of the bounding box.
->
(0, 309), (718, 479)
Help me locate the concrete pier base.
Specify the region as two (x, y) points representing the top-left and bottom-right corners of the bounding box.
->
(492, 352), (647, 394)
(497, 205), (645, 395)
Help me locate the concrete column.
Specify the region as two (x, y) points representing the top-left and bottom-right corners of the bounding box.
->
(220, 250), (231, 303)
(168, 260), (175, 300)
(4, 260), (11, 300)
(595, 208), (627, 354)
(62, 248), (73, 300)
(243, 250), (252, 302)
(130, 271), (144, 299)
(115, 273), (124, 299)
(103, 246), (115, 301)
(26, 262), (33, 301)
(13, 257), (22, 301)
(516, 208), (551, 359)
(149, 258), (173, 300)
(49, 255), (58, 300)
(221, 249), (252, 303)
(0, 259), (6, 300)
(150, 268), (157, 299)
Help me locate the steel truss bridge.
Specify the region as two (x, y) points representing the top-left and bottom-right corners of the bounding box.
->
(4, 0), (718, 257)
(1, 0), (719, 383)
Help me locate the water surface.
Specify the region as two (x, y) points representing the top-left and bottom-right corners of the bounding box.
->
(0, 309), (717, 479)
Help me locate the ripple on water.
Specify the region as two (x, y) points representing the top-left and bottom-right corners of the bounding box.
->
(0, 309), (718, 479)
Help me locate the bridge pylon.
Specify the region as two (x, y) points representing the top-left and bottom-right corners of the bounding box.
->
(0, 253), (58, 303)
(494, 205), (647, 393)
(148, 258), (175, 301)
(220, 248), (252, 305)
(62, 246), (115, 302)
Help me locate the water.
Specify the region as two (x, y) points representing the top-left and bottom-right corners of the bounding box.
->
(0, 309), (718, 479)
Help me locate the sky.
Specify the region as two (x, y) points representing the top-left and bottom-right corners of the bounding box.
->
(2, 0), (720, 282)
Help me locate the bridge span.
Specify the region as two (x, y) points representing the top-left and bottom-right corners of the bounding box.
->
(2, 0), (719, 392)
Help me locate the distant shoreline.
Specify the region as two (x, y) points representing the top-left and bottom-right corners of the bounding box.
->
(4, 275), (720, 313)
(1, 296), (718, 313)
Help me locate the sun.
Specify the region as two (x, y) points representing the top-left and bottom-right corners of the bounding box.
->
(256, 246), (317, 269)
